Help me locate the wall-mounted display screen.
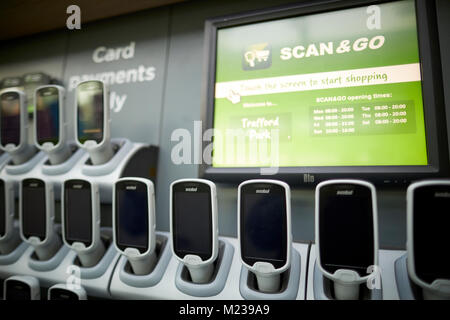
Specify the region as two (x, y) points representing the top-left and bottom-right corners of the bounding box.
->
(36, 87), (60, 145)
(0, 91), (21, 147)
(203, 0), (448, 184)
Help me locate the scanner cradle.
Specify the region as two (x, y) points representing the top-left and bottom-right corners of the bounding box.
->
(71, 240), (105, 269)
(123, 247), (157, 276)
(182, 254), (215, 284)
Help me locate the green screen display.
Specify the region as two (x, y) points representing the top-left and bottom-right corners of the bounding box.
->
(212, 0), (428, 168)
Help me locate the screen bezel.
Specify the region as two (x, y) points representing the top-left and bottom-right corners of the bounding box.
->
(34, 85), (63, 148)
(49, 288), (79, 300)
(171, 181), (214, 261)
(317, 182), (376, 276)
(0, 90), (22, 148)
(407, 181), (450, 287)
(63, 179), (93, 247)
(21, 178), (47, 241)
(0, 179), (6, 238)
(5, 280), (31, 300)
(114, 179), (150, 254)
(239, 182), (289, 269)
(200, 0), (449, 186)
(75, 80), (107, 146)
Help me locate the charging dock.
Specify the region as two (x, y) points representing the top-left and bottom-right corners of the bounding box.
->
(0, 228), (118, 298)
(174, 240), (234, 297)
(69, 230), (116, 280)
(0, 139), (157, 204)
(26, 226), (67, 271)
(79, 138), (158, 203)
(117, 233), (171, 288)
(0, 239), (28, 266)
(394, 253), (421, 300)
(306, 244), (393, 300)
(81, 139), (132, 176)
(312, 259), (382, 300)
(0, 152), (11, 170)
(41, 145), (84, 176)
(239, 247), (301, 300)
(4, 151), (45, 175)
(58, 228), (120, 298)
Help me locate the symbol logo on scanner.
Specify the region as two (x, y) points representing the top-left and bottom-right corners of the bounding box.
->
(185, 187), (197, 192)
(256, 189), (270, 194)
(336, 190), (354, 196)
(434, 192), (450, 198)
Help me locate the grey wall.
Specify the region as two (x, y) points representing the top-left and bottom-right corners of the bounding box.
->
(0, 0), (449, 250)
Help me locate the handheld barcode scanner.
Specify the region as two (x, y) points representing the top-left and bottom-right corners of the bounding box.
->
(75, 80), (113, 165)
(48, 283), (87, 300)
(113, 178), (156, 275)
(34, 85), (71, 165)
(0, 179), (21, 254)
(62, 179), (104, 268)
(238, 180), (291, 293)
(315, 180), (378, 300)
(0, 89), (36, 165)
(4, 275), (40, 300)
(407, 180), (450, 300)
(170, 179), (218, 284)
(20, 178), (61, 261)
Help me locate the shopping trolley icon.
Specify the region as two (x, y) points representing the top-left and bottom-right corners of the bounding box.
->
(243, 43), (272, 70)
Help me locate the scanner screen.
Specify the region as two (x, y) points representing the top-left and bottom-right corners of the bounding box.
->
(0, 91), (21, 147)
(5, 280), (31, 300)
(64, 180), (93, 246)
(240, 183), (287, 269)
(22, 179), (47, 241)
(319, 184), (374, 276)
(76, 81), (104, 144)
(49, 288), (79, 300)
(172, 183), (213, 261)
(36, 87), (60, 145)
(413, 184), (450, 283)
(115, 180), (149, 253)
(0, 180), (5, 237)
